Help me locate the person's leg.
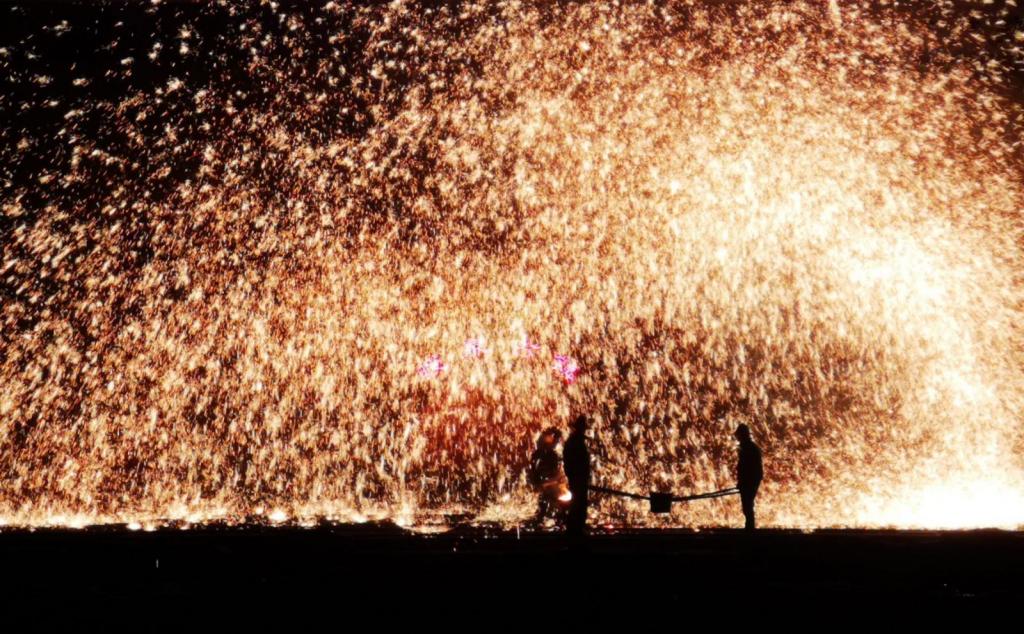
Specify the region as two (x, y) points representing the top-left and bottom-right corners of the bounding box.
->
(741, 489), (755, 530)
(567, 489), (583, 537)
(579, 488), (589, 535)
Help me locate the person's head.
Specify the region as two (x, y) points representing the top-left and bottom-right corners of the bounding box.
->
(570, 414), (588, 434)
(542, 426), (562, 445)
(734, 423), (752, 443)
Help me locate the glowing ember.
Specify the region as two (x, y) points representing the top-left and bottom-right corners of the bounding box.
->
(0, 1), (1022, 529)
(268, 510), (288, 524)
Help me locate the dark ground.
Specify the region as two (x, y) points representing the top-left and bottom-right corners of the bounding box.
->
(1, 524), (1022, 628)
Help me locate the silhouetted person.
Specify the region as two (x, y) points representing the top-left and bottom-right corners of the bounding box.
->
(529, 427), (565, 523)
(734, 423), (763, 531)
(563, 415), (590, 539)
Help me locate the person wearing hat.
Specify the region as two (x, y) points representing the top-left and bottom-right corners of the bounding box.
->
(563, 414), (591, 539)
(734, 423), (763, 530)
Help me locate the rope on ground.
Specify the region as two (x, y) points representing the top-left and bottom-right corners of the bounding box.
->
(673, 487), (740, 502)
(591, 485), (739, 502)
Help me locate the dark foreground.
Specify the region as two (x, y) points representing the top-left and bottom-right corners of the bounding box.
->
(2, 524), (1022, 627)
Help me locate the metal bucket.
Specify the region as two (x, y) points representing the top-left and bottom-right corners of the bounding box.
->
(649, 492), (673, 514)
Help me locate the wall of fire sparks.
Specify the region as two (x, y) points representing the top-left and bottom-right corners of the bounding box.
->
(1, 0), (1023, 529)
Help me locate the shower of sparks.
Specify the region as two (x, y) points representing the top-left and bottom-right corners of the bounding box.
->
(1, 1), (1023, 530)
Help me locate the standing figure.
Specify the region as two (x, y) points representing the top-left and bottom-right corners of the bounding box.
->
(734, 423), (764, 531)
(562, 415), (591, 539)
(528, 427), (568, 524)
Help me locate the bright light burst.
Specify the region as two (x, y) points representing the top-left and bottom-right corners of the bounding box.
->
(1, 1), (1023, 529)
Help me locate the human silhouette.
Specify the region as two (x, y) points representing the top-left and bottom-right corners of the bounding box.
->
(528, 427), (566, 524)
(734, 423), (763, 531)
(562, 415), (591, 539)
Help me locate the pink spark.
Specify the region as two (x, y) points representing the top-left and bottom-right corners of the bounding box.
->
(553, 354), (580, 384)
(463, 337), (488, 358)
(520, 337), (541, 358)
(417, 354), (446, 378)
